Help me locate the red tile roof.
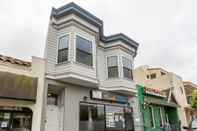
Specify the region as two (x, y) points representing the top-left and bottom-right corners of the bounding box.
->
(0, 54), (31, 67)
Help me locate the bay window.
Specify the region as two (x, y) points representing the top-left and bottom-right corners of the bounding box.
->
(76, 36), (93, 66)
(107, 56), (119, 78)
(58, 35), (69, 63)
(122, 57), (133, 79)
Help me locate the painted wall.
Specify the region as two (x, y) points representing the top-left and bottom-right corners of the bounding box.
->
(0, 56), (46, 131)
(134, 66), (188, 129)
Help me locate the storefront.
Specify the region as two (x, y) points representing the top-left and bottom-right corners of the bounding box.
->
(0, 107), (32, 131)
(79, 90), (135, 131)
(0, 71), (38, 131)
(137, 85), (180, 131)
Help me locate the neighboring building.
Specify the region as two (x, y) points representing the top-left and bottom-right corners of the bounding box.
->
(183, 81), (197, 124)
(137, 85), (180, 131)
(134, 65), (188, 129)
(44, 2), (140, 131)
(0, 55), (45, 131)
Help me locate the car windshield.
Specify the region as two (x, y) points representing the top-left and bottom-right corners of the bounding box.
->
(192, 119), (197, 128)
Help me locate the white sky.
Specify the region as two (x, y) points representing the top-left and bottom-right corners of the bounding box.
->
(0, 0), (196, 83)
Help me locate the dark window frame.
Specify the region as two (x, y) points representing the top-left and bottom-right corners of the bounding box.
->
(107, 56), (119, 78)
(122, 57), (133, 80)
(79, 102), (135, 131)
(57, 35), (69, 63)
(76, 35), (93, 66)
(150, 73), (156, 79)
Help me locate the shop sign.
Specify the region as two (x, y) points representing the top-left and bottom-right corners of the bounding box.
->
(91, 90), (128, 103)
(144, 87), (166, 97)
(1, 121), (8, 128)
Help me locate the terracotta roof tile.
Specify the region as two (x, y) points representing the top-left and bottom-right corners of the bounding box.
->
(0, 54), (31, 67)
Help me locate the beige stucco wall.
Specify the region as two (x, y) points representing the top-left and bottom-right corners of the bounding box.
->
(0, 56), (45, 131)
(134, 66), (188, 129)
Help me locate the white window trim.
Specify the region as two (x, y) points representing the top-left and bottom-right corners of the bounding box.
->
(120, 55), (133, 80)
(74, 33), (96, 68)
(106, 55), (120, 79)
(56, 33), (71, 64)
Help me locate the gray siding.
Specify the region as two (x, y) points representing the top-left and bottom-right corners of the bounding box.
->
(64, 85), (90, 131)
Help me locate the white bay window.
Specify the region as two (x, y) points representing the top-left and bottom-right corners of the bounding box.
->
(58, 35), (69, 63)
(122, 57), (133, 79)
(107, 56), (119, 78)
(76, 35), (93, 66)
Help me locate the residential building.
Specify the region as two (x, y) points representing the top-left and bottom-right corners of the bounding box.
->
(134, 65), (188, 130)
(43, 2), (140, 131)
(137, 85), (180, 131)
(183, 81), (197, 124)
(0, 55), (45, 131)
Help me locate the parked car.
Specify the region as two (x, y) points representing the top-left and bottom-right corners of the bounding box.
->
(183, 119), (197, 131)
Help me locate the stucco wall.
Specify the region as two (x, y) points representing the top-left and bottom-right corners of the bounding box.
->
(0, 56), (45, 131)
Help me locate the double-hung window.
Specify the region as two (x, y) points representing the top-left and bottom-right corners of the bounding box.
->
(58, 35), (69, 63)
(76, 36), (93, 66)
(122, 57), (133, 79)
(107, 56), (119, 78)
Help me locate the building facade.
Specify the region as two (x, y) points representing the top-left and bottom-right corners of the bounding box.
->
(0, 55), (45, 131)
(134, 66), (189, 130)
(183, 81), (197, 125)
(44, 2), (141, 131)
(137, 85), (180, 131)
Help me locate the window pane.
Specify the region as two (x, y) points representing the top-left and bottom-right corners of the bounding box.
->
(125, 108), (134, 131)
(76, 49), (92, 66)
(107, 56), (118, 67)
(122, 57), (132, 69)
(76, 36), (93, 66)
(108, 66), (118, 78)
(76, 36), (92, 54)
(12, 112), (32, 131)
(58, 35), (69, 49)
(105, 106), (125, 131)
(80, 103), (105, 131)
(58, 49), (68, 63)
(123, 68), (133, 79)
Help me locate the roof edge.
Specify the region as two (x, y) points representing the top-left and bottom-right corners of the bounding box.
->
(51, 2), (139, 51)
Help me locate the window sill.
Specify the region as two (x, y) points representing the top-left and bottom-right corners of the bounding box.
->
(74, 61), (94, 70)
(106, 77), (133, 82)
(55, 61), (71, 66)
(122, 77), (133, 81)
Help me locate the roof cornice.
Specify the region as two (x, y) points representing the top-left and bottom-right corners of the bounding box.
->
(51, 2), (139, 53)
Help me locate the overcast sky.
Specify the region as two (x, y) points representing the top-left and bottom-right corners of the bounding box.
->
(0, 0), (196, 83)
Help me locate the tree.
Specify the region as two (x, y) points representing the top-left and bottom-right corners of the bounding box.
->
(191, 90), (197, 109)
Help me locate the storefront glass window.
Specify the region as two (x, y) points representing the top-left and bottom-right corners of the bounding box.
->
(80, 103), (105, 131)
(105, 106), (124, 131)
(79, 103), (134, 131)
(0, 108), (32, 131)
(11, 112), (32, 131)
(125, 107), (134, 131)
(0, 112), (11, 130)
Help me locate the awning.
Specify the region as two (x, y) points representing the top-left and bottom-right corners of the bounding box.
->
(0, 71), (38, 101)
(144, 97), (180, 107)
